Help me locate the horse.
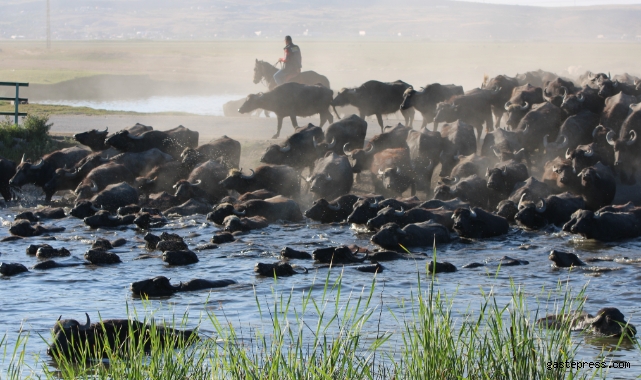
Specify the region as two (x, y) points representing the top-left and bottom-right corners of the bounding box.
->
(253, 59), (331, 91)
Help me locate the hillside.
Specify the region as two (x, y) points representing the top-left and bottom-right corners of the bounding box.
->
(2, 0), (641, 41)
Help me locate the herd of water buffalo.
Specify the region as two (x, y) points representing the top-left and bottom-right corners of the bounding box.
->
(2, 68), (640, 358)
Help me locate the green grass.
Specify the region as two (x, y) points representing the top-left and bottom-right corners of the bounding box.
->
(0, 114), (77, 162)
(2, 253), (629, 379)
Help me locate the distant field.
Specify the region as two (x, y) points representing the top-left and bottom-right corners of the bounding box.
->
(0, 40), (640, 96)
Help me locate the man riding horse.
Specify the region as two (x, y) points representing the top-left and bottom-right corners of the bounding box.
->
(274, 36), (302, 86)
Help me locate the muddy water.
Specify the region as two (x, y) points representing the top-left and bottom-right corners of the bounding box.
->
(1, 200), (641, 376)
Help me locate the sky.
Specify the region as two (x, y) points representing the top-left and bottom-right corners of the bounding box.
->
(454, 0), (641, 6)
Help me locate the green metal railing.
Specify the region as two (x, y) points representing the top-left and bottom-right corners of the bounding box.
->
(0, 82), (29, 124)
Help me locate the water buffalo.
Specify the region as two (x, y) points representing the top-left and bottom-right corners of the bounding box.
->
(239, 82), (334, 139)
(137, 161), (189, 195)
(343, 123), (411, 174)
(0, 158), (16, 201)
(109, 149), (174, 177)
(576, 162), (616, 210)
(75, 163), (136, 200)
(331, 80), (415, 132)
(538, 307), (636, 338)
(46, 314), (197, 359)
(438, 120), (477, 178)
(451, 207), (509, 239)
(559, 86), (604, 116)
(433, 175), (489, 208)
(90, 182), (139, 212)
(105, 130), (184, 159)
(486, 160), (529, 198)
(543, 110), (600, 159)
(504, 84), (544, 129)
(304, 194), (361, 223)
(9, 147), (91, 201)
(542, 78), (578, 107)
(562, 209), (641, 242)
(515, 102), (565, 155)
(306, 152), (353, 200)
(84, 210), (135, 228)
(131, 276), (236, 297)
(173, 159), (228, 204)
(406, 129), (441, 193)
(164, 125), (199, 149)
(481, 74), (520, 128)
(220, 165), (299, 198)
(480, 128), (525, 163)
(233, 196), (303, 223)
(73, 127), (109, 151)
(366, 205), (453, 231)
(42, 153), (109, 196)
(434, 88), (497, 143)
(514, 192), (585, 230)
(261, 124), (324, 172)
(606, 103), (641, 184)
(321, 115), (368, 157)
(370, 148), (415, 196)
(255, 261), (308, 277)
(223, 215), (269, 233)
(516, 70), (558, 88)
(597, 78), (641, 99)
(345, 196), (406, 225)
(566, 143), (613, 174)
(542, 157), (580, 193)
(400, 83), (464, 129)
(600, 93), (637, 135)
(370, 221), (451, 250)
(448, 153), (492, 180)
(508, 177), (551, 204)
(181, 135), (241, 171)
(548, 250), (585, 268)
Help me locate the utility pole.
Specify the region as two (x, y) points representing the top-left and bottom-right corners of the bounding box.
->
(46, 0), (51, 49)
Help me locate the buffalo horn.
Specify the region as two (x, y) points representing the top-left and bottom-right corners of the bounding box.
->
(20, 153), (26, 164)
(606, 131), (617, 146)
(102, 127), (108, 133)
(326, 173), (332, 181)
(232, 209), (246, 216)
(312, 137), (319, 148)
(502, 166), (508, 176)
(81, 313), (91, 330)
(191, 179), (202, 186)
(577, 93), (584, 103)
(332, 105), (342, 120)
(491, 146), (501, 158)
(631, 103), (638, 111)
(583, 147), (594, 157)
(327, 137), (336, 149)
(592, 125), (603, 138)
(241, 169), (256, 180)
(557, 135), (568, 150)
(64, 169), (78, 178)
(520, 102), (529, 110)
(394, 207), (405, 217)
(518, 193), (527, 209)
(377, 168), (385, 176)
(343, 143), (353, 156)
(504, 101), (511, 111)
(32, 159), (44, 169)
(627, 130), (637, 145)
(565, 148), (572, 160)
(90, 180), (98, 192)
(485, 167), (490, 177)
(364, 142), (375, 153)
(369, 199), (379, 208)
(536, 198), (547, 213)
(469, 207), (477, 218)
(280, 143), (291, 153)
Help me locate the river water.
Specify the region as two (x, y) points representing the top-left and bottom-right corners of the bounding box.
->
(37, 95), (244, 116)
(1, 197), (641, 377)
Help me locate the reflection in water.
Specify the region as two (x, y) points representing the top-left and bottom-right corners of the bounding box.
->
(0, 204), (640, 375)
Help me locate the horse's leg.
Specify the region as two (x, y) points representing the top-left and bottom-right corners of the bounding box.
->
(274, 116), (284, 139)
(376, 114), (384, 133)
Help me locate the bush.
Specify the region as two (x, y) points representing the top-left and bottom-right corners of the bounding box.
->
(0, 115), (75, 162)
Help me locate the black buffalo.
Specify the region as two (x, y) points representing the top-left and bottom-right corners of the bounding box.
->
(600, 92), (637, 135)
(304, 194), (361, 223)
(261, 124), (324, 172)
(563, 209), (641, 242)
(106, 130), (184, 159)
(400, 83), (463, 129)
(514, 192), (585, 230)
(434, 88), (498, 143)
(451, 207), (509, 239)
(181, 135), (241, 171)
(370, 221), (450, 250)
(131, 276), (236, 297)
(219, 165), (299, 198)
(576, 162), (616, 210)
(406, 129), (441, 193)
(331, 80), (415, 132)
(606, 103), (641, 184)
(306, 152), (353, 200)
(239, 82), (333, 139)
